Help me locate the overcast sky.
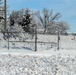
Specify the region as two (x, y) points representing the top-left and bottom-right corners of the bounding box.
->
(6, 0), (76, 32)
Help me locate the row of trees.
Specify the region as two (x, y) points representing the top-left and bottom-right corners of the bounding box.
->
(0, 0), (70, 35)
(9, 8), (70, 34)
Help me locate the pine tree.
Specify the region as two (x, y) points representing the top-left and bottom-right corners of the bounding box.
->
(21, 9), (32, 32)
(10, 15), (15, 26)
(0, 0), (4, 21)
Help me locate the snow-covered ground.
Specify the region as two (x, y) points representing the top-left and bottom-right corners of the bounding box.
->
(0, 33), (76, 75)
(0, 33), (76, 50)
(0, 50), (76, 75)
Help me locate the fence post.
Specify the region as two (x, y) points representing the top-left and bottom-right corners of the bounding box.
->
(35, 26), (37, 51)
(57, 31), (60, 50)
(8, 31), (9, 50)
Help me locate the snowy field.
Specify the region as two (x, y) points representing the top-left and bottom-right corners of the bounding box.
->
(0, 33), (76, 50)
(0, 33), (76, 52)
(0, 33), (76, 75)
(0, 50), (76, 75)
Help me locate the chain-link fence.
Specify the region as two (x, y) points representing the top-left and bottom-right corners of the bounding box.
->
(0, 31), (76, 51)
(59, 35), (76, 50)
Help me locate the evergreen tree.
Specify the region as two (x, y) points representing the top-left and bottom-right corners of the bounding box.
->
(9, 15), (15, 26)
(0, 0), (4, 21)
(21, 9), (32, 32)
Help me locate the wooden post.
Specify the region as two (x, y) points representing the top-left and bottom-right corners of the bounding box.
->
(57, 31), (60, 50)
(7, 31), (9, 50)
(35, 26), (37, 51)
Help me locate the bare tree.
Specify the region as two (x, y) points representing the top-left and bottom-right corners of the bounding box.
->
(36, 8), (61, 33)
(47, 21), (70, 34)
(57, 21), (70, 34)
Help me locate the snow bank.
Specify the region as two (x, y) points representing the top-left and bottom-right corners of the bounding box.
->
(0, 50), (76, 75)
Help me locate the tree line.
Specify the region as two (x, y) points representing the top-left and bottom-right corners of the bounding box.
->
(9, 8), (70, 35)
(0, 0), (70, 35)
